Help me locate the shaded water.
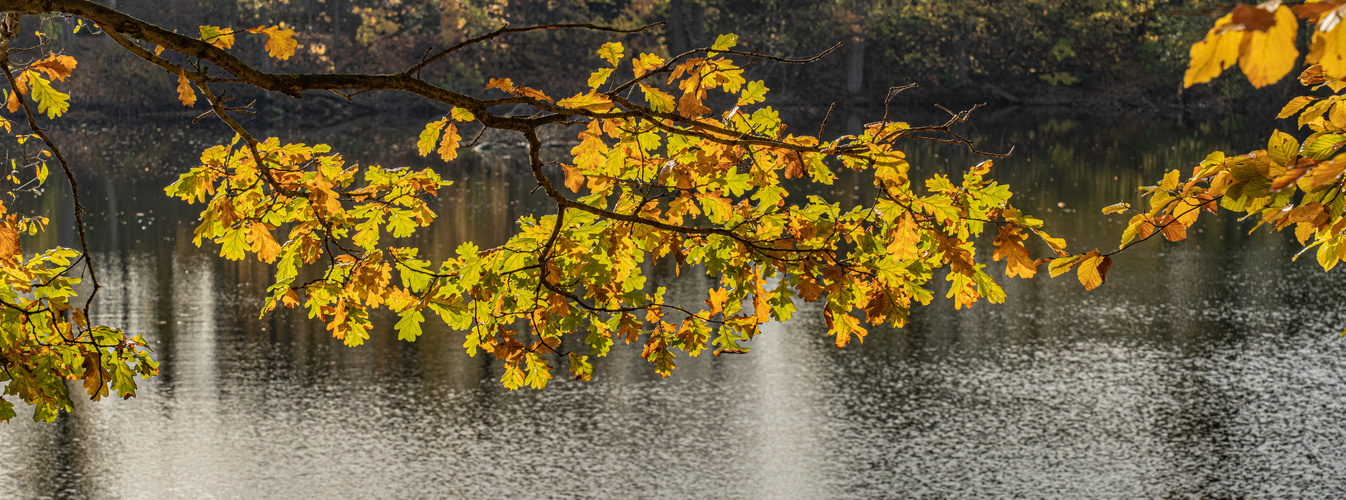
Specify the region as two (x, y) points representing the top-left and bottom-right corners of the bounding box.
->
(3, 109), (1346, 498)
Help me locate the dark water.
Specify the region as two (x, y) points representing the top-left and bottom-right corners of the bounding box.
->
(3, 109), (1346, 498)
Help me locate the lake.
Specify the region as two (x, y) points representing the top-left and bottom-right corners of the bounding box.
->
(3, 107), (1345, 498)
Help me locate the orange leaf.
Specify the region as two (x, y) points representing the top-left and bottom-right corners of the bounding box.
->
(486, 78), (515, 93)
(704, 288), (729, 316)
(512, 86), (553, 103)
(992, 225), (1037, 279)
(176, 70), (196, 107)
(1157, 214), (1188, 242)
(29, 54), (76, 82)
(437, 122), (460, 162)
(1293, 2), (1339, 22)
(1309, 158), (1346, 188)
(248, 25), (298, 60)
(561, 164), (585, 193)
(0, 225), (19, 261)
(247, 222), (281, 263)
(1271, 166), (1309, 191)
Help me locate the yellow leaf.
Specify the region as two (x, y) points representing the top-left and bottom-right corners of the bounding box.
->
(1048, 254), (1081, 278)
(1076, 251), (1110, 291)
(1185, 14), (1242, 88)
(557, 91), (614, 112)
(1238, 5), (1298, 88)
(1312, 24), (1346, 79)
(1279, 96), (1317, 119)
(1036, 230), (1068, 256)
(1100, 202), (1130, 215)
(1159, 169), (1182, 191)
(633, 53), (665, 78)
(437, 122), (460, 162)
(597, 42), (624, 66)
(176, 70), (196, 107)
(248, 25), (298, 60)
(450, 107), (475, 122)
(588, 67), (613, 89)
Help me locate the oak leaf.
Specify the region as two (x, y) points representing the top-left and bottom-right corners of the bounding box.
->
(248, 25), (297, 60)
(176, 70), (196, 107)
(30, 54), (76, 82)
(437, 122), (460, 162)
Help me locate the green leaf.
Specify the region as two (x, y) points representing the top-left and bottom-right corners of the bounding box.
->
(737, 80), (768, 106)
(450, 107), (475, 122)
(395, 309), (425, 341)
(1301, 133), (1346, 160)
(588, 67), (613, 89)
(26, 73), (69, 119)
(711, 33), (738, 52)
(640, 84), (675, 113)
(568, 353), (594, 381)
(418, 119), (446, 156)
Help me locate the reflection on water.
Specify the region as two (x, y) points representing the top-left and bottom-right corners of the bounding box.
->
(4, 111), (1346, 498)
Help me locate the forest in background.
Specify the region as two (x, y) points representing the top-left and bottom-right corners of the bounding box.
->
(43, 0), (1285, 116)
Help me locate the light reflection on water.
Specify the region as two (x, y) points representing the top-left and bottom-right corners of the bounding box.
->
(3, 111), (1346, 498)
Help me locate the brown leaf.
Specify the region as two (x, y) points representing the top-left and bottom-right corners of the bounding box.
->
(1292, 2), (1339, 22)
(1231, 4), (1277, 31)
(677, 90), (711, 118)
(783, 152), (804, 179)
(1300, 64), (1327, 86)
(0, 225), (18, 261)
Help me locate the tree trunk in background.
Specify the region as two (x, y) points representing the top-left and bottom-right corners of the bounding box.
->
(667, 0), (689, 55)
(689, 1), (705, 49)
(950, 20), (973, 86)
(847, 0), (866, 96)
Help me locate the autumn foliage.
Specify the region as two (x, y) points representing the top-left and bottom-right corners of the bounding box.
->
(5, 0), (1332, 424)
(1116, 1), (1346, 297)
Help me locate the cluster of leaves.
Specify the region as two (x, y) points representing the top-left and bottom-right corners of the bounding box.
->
(0, 50), (157, 423)
(1115, 0), (1346, 301)
(394, 37), (1068, 387)
(1, 0), (1083, 421)
(155, 30), (1070, 390)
